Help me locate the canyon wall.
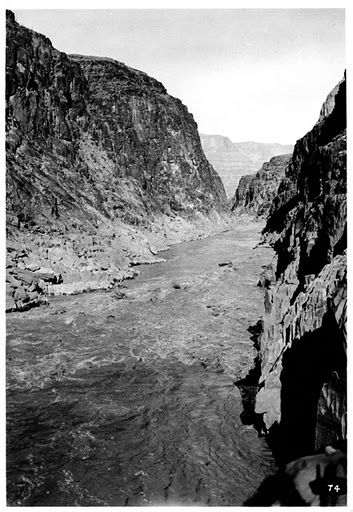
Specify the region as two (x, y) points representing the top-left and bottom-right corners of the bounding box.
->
(200, 134), (293, 198)
(6, 10), (231, 311)
(230, 153), (292, 217)
(255, 75), (346, 463)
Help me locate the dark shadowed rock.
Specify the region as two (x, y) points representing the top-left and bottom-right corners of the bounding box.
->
(254, 74), (346, 463)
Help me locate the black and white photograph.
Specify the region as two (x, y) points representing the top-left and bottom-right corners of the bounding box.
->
(4, 2), (348, 507)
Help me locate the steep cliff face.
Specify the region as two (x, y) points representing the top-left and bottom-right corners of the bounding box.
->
(200, 134), (293, 198)
(231, 174), (253, 209)
(6, 11), (231, 311)
(230, 154), (292, 217)
(255, 76), (346, 463)
(69, 55), (226, 217)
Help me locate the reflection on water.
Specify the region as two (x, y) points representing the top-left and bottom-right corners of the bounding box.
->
(7, 223), (277, 506)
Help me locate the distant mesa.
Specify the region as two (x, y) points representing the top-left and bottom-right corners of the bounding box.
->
(200, 134), (293, 199)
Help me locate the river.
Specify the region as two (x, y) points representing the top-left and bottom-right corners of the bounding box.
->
(6, 221), (277, 506)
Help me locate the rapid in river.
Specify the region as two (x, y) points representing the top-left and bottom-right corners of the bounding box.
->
(7, 222), (278, 506)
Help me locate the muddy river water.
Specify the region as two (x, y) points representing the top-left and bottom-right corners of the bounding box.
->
(7, 222), (278, 506)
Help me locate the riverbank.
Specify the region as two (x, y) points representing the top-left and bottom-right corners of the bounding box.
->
(6, 211), (236, 312)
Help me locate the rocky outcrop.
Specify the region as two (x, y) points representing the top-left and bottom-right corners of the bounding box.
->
(6, 11), (231, 311)
(69, 54), (227, 217)
(255, 75), (346, 463)
(231, 174), (253, 209)
(317, 77), (344, 123)
(230, 154), (292, 217)
(200, 134), (293, 198)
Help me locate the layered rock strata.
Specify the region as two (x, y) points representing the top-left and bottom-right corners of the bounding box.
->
(200, 134), (293, 198)
(255, 75), (346, 463)
(6, 10), (231, 311)
(230, 153), (292, 217)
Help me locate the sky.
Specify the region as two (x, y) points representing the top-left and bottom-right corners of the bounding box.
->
(10, 7), (346, 146)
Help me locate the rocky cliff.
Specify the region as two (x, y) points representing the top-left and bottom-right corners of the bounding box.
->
(200, 134), (293, 198)
(254, 75), (346, 464)
(230, 153), (292, 217)
(6, 10), (231, 312)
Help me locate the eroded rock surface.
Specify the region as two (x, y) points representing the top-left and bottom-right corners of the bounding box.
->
(230, 153), (292, 217)
(255, 75), (346, 463)
(6, 10), (232, 311)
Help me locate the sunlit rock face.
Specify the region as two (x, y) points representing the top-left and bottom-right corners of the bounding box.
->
(200, 134), (293, 198)
(230, 153), (292, 217)
(255, 75), (346, 463)
(6, 10), (230, 311)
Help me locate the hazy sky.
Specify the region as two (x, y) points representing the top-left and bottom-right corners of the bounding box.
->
(12, 8), (345, 145)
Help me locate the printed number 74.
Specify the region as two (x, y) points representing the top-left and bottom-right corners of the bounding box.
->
(328, 485), (340, 492)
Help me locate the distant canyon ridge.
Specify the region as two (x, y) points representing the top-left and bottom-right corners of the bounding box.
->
(200, 134), (293, 198)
